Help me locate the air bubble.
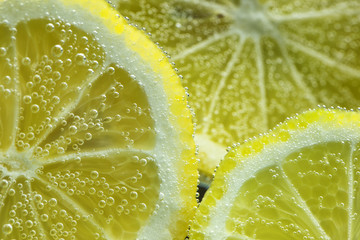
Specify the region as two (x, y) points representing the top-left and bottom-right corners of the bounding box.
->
(89, 109), (98, 118)
(75, 53), (86, 65)
(106, 197), (115, 206)
(26, 82), (34, 88)
(107, 66), (115, 75)
(46, 23), (55, 32)
(52, 96), (60, 104)
(53, 71), (61, 81)
(27, 132), (35, 140)
(159, 192), (164, 201)
(9, 210), (16, 217)
(89, 187), (96, 195)
(51, 45), (63, 58)
(139, 203), (147, 212)
(57, 147), (65, 154)
(0, 179), (9, 188)
(60, 210), (67, 217)
(34, 194), (42, 202)
(22, 57), (31, 66)
(44, 65), (52, 74)
(23, 95), (32, 104)
(103, 116), (112, 123)
(0, 47), (7, 57)
(3, 75), (11, 84)
(25, 220), (33, 228)
(65, 58), (72, 67)
(60, 82), (68, 90)
(85, 132), (92, 141)
(40, 214), (49, 222)
(8, 188), (15, 196)
(49, 198), (57, 207)
(121, 199), (128, 206)
(90, 171), (99, 179)
(31, 104), (40, 113)
(130, 191), (138, 200)
(2, 224), (12, 234)
(140, 158), (147, 166)
(116, 205), (124, 213)
(112, 92), (119, 98)
(69, 125), (77, 135)
(115, 114), (122, 122)
(120, 186), (127, 194)
(98, 200), (106, 208)
(59, 181), (67, 188)
(81, 36), (88, 44)
(33, 74), (41, 83)
(22, 209), (28, 216)
(56, 222), (64, 230)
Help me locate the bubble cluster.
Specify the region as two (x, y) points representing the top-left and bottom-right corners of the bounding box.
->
(224, 142), (354, 239)
(116, 0), (360, 178)
(0, 17), (157, 162)
(0, 15), (161, 239)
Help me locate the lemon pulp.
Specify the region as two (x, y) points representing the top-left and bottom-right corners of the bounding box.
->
(190, 109), (360, 239)
(115, 0), (360, 177)
(0, 0), (197, 239)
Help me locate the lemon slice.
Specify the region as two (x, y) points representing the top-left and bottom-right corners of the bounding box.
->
(0, 0), (198, 239)
(189, 108), (360, 239)
(113, 0), (360, 178)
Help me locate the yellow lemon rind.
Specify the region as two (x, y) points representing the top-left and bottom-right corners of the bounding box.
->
(190, 107), (360, 239)
(0, 0), (198, 239)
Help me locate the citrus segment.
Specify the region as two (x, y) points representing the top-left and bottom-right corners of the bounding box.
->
(114, 0), (360, 177)
(0, 24), (17, 152)
(190, 109), (360, 239)
(0, 0), (197, 239)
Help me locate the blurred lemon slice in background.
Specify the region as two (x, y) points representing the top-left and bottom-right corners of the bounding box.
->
(0, 0), (197, 239)
(113, 0), (360, 179)
(190, 108), (360, 239)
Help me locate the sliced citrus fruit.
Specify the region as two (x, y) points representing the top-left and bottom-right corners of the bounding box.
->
(113, 0), (360, 178)
(189, 108), (360, 239)
(0, 0), (198, 239)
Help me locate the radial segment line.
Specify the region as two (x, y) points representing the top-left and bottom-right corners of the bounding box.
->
(43, 148), (152, 165)
(0, 176), (12, 211)
(277, 39), (317, 105)
(286, 38), (360, 77)
(201, 37), (245, 134)
(181, 0), (233, 13)
(228, 231), (254, 240)
(10, 30), (20, 148)
(272, 3), (360, 22)
(172, 31), (234, 61)
(280, 167), (331, 240)
(348, 142), (356, 240)
(36, 177), (112, 240)
(29, 69), (104, 154)
(27, 181), (47, 238)
(254, 38), (269, 130)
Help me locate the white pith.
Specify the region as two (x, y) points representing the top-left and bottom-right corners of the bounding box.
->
(204, 122), (360, 239)
(0, 0), (185, 239)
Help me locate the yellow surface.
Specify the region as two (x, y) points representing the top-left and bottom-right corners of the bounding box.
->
(114, 0), (360, 178)
(0, 0), (197, 239)
(190, 108), (360, 239)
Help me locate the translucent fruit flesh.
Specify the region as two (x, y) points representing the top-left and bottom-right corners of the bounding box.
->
(114, 0), (360, 178)
(0, 1), (197, 239)
(189, 109), (360, 239)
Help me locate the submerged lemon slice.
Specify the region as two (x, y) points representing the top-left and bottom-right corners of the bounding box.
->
(190, 108), (360, 239)
(0, 0), (197, 239)
(114, 0), (360, 178)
